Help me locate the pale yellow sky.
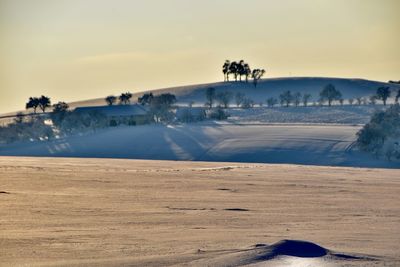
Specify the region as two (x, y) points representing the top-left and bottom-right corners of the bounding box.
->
(0, 0), (399, 113)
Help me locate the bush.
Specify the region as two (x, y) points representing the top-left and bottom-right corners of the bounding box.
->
(356, 104), (400, 159)
(59, 110), (108, 135)
(241, 98), (254, 109)
(0, 115), (54, 144)
(208, 107), (229, 120)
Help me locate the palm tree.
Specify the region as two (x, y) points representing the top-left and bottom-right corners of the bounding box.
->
(25, 97), (40, 113)
(38, 95), (51, 112)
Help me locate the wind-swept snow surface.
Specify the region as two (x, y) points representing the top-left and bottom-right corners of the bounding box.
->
(1, 123), (398, 168)
(1, 157), (399, 266)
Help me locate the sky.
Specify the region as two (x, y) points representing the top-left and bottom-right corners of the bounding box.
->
(0, 0), (399, 113)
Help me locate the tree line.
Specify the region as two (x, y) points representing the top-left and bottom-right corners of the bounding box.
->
(202, 84), (400, 109)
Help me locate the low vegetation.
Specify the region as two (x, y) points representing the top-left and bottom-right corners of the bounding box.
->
(356, 104), (400, 161)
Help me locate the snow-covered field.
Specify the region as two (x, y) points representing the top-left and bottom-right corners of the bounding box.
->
(1, 123), (398, 168)
(227, 105), (381, 124)
(1, 77), (398, 167)
(2, 77), (397, 117)
(1, 157), (399, 266)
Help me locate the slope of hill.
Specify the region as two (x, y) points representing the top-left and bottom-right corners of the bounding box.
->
(1, 123), (398, 168)
(66, 77), (399, 108)
(2, 77), (397, 119)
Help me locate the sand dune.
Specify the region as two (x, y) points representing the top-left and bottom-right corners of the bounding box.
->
(0, 157), (399, 266)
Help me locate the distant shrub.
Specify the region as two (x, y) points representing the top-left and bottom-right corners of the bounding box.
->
(178, 108), (206, 123)
(208, 107), (229, 120)
(241, 98), (254, 109)
(216, 91), (233, 108)
(235, 92), (245, 107)
(356, 104), (400, 160)
(266, 97), (278, 108)
(59, 110), (108, 135)
(280, 91), (293, 107)
(0, 115), (53, 144)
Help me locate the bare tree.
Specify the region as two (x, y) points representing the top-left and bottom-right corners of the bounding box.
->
(302, 93), (312, 107)
(369, 95), (377, 105)
(216, 91), (233, 109)
(280, 91), (293, 107)
(251, 69), (266, 88)
(205, 87), (216, 109)
(293, 92), (301, 107)
(319, 84), (342, 106)
(235, 92), (245, 107)
(376, 87), (391, 106)
(244, 63), (251, 82)
(266, 97), (278, 107)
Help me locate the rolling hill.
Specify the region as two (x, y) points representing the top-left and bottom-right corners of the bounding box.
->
(66, 77), (399, 108)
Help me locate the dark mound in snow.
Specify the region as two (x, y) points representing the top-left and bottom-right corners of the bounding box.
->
(268, 239), (328, 258)
(189, 239), (377, 266)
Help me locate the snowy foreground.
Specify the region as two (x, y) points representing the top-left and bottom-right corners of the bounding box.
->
(1, 157), (399, 266)
(1, 123), (398, 168)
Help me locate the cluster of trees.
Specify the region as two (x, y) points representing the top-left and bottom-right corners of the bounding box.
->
(348, 87), (399, 107)
(356, 104), (400, 161)
(204, 84), (341, 109)
(25, 96), (51, 113)
(137, 93), (177, 123)
(52, 109), (108, 136)
(105, 92), (133, 105)
(203, 84), (400, 109)
(0, 114), (53, 144)
(222, 60), (266, 87)
(2, 98), (110, 144)
(49, 102), (108, 135)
